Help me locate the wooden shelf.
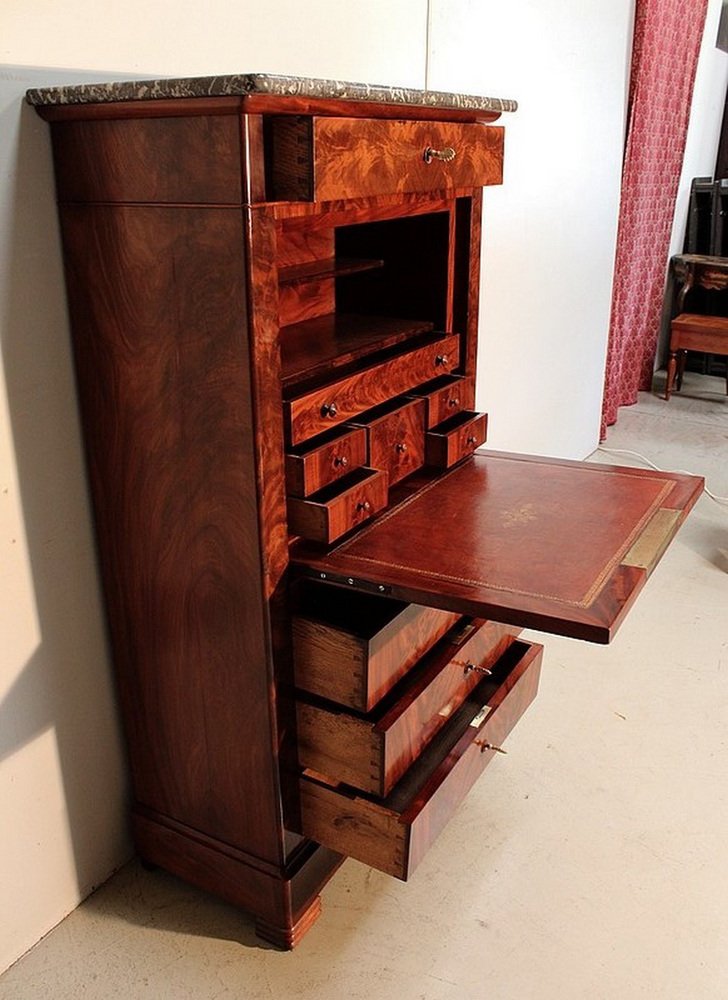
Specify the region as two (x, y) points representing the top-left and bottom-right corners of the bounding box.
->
(280, 313), (435, 388)
(279, 257), (384, 286)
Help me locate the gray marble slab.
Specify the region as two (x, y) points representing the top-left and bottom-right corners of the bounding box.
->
(25, 72), (517, 113)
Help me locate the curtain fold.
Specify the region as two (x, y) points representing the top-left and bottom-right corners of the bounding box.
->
(601, 0), (708, 437)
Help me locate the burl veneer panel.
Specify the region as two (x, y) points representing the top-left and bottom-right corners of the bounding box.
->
(59, 204), (284, 863)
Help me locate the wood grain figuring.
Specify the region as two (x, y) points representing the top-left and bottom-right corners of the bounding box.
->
(311, 119), (505, 201)
(425, 410), (488, 468)
(286, 426), (368, 496)
(292, 452), (704, 643)
(454, 192), (482, 381)
(298, 640), (542, 879)
(286, 468), (388, 543)
(245, 207), (290, 601)
(276, 220), (334, 268)
(286, 334), (460, 444)
(296, 618), (517, 795)
(59, 204), (284, 862)
(292, 585), (461, 711)
(52, 115), (242, 204)
(278, 278), (335, 327)
(241, 113), (267, 205)
(408, 375), (474, 428)
(280, 314), (436, 388)
(352, 397), (427, 486)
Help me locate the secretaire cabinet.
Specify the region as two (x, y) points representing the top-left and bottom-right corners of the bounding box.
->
(28, 73), (702, 948)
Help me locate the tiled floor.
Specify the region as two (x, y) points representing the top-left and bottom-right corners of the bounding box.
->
(2, 372), (727, 1000)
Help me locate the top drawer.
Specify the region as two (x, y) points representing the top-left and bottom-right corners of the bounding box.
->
(267, 117), (504, 201)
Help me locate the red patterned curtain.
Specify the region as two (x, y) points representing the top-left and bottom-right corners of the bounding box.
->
(601, 0), (708, 437)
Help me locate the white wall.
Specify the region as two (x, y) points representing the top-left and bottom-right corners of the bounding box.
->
(2, 0), (724, 975)
(429, 0), (634, 459)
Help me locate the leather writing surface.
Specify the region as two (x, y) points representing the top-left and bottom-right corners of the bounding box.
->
(293, 452), (703, 642)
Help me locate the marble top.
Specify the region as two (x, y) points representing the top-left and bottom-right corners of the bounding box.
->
(25, 72), (517, 114)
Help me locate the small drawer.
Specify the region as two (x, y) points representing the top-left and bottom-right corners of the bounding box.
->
(286, 334), (460, 446)
(286, 426), (367, 497)
(299, 640), (543, 880)
(297, 618), (518, 796)
(425, 410), (487, 469)
(267, 117), (504, 201)
(407, 375), (474, 429)
(287, 468), (387, 544)
(350, 397), (426, 487)
(292, 582), (461, 712)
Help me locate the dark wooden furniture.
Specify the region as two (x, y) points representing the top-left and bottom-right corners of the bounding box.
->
(28, 74), (703, 949)
(666, 254), (728, 399)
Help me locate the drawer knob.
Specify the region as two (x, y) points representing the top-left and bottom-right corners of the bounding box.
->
(448, 396), (460, 408)
(321, 402), (338, 419)
(423, 145), (457, 164)
(435, 354), (449, 367)
(475, 740), (508, 755)
(333, 454), (349, 468)
(464, 661), (493, 676)
(395, 442), (408, 453)
(356, 500), (372, 513)
(467, 435), (477, 446)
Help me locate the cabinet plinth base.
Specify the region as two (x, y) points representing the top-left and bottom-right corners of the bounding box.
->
(256, 896), (323, 949)
(132, 808), (343, 949)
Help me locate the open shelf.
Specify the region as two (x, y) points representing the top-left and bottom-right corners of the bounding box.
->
(280, 313), (435, 388)
(279, 257), (384, 286)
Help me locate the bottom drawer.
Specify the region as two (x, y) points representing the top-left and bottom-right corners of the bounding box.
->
(299, 639), (542, 880)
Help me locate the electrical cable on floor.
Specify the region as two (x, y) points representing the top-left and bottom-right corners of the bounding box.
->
(597, 447), (728, 505)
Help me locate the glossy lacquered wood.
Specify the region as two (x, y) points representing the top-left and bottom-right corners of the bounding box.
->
(425, 410), (488, 468)
(407, 374), (474, 428)
(292, 452), (704, 643)
(296, 618), (518, 795)
(286, 334), (460, 444)
(350, 397), (427, 486)
(286, 426), (368, 497)
(298, 640), (542, 879)
(267, 117), (504, 201)
(291, 583), (461, 711)
(287, 468), (388, 543)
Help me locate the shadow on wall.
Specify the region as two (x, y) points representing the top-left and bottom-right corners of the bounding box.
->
(0, 67), (132, 904)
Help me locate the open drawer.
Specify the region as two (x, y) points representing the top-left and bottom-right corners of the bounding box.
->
(292, 451), (704, 643)
(296, 617), (518, 796)
(298, 639), (542, 880)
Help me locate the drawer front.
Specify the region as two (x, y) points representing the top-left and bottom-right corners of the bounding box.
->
(287, 334), (460, 445)
(292, 585), (461, 712)
(314, 119), (504, 201)
(296, 619), (518, 796)
(353, 398), (426, 487)
(287, 468), (388, 544)
(286, 426), (367, 497)
(299, 640), (543, 880)
(426, 410), (488, 468)
(408, 375), (474, 429)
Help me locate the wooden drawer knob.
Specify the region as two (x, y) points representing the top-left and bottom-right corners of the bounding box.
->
(466, 435), (477, 446)
(320, 401), (338, 418)
(395, 442), (408, 453)
(463, 661), (492, 676)
(423, 146), (457, 164)
(333, 454), (349, 468)
(448, 396), (460, 408)
(356, 500), (372, 513)
(435, 354), (449, 367)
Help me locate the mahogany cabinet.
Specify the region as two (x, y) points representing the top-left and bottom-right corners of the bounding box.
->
(28, 73), (703, 949)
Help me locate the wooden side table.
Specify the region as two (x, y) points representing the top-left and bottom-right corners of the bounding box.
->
(666, 254), (728, 399)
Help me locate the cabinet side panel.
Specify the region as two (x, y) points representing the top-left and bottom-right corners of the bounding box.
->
(58, 204), (284, 863)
